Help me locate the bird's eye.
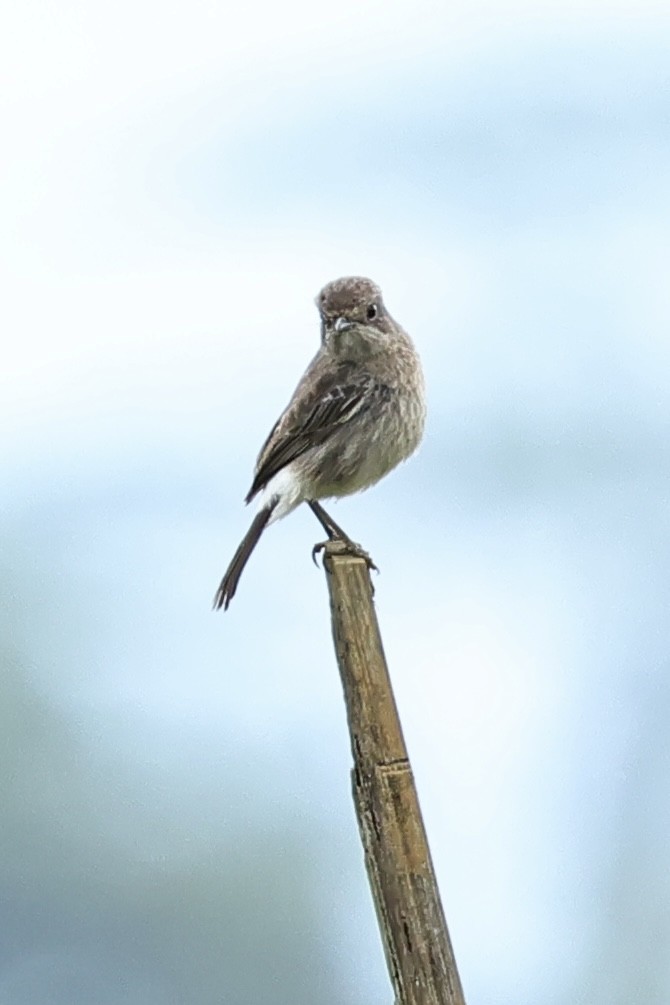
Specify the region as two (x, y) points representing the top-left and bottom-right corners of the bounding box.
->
(366, 304), (378, 320)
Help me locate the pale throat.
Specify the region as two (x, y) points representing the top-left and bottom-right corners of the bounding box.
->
(329, 325), (385, 361)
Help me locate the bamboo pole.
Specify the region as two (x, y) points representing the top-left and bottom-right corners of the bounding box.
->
(321, 540), (466, 1005)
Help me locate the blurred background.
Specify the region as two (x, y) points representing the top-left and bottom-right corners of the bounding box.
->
(2, 1), (669, 1002)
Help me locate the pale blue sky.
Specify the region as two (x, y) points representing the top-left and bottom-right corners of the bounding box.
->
(1, 2), (669, 1003)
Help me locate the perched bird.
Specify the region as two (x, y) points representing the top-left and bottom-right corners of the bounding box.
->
(213, 276), (426, 610)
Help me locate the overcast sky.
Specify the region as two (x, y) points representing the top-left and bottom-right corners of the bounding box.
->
(2, 2), (669, 1004)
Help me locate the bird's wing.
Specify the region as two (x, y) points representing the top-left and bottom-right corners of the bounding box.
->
(245, 361), (390, 502)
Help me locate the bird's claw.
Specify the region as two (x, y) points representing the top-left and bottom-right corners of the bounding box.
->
(311, 537), (379, 574)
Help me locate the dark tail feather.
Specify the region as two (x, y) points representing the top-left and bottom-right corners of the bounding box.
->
(213, 503), (276, 611)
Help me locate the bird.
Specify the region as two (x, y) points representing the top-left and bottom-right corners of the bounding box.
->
(213, 276), (426, 610)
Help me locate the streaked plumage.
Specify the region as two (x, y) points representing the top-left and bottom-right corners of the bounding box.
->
(214, 276), (425, 610)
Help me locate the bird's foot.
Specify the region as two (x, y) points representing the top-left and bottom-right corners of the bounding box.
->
(311, 536), (379, 574)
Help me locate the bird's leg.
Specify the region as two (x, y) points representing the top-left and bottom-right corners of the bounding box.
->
(307, 500), (378, 573)
(308, 500), (351, 540)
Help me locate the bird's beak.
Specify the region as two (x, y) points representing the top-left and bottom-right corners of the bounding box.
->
(334, 316), (354, 332)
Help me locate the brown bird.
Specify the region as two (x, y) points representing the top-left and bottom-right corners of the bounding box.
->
(213, 276), (426, 610)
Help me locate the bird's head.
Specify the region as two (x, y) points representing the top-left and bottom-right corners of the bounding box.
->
(316, 276), (393, 353)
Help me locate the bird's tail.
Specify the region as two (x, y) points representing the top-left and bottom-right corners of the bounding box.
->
(213, 502), (276, 611)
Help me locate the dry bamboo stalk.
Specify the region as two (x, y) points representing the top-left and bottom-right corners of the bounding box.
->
(322, 541), (466, 1005)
